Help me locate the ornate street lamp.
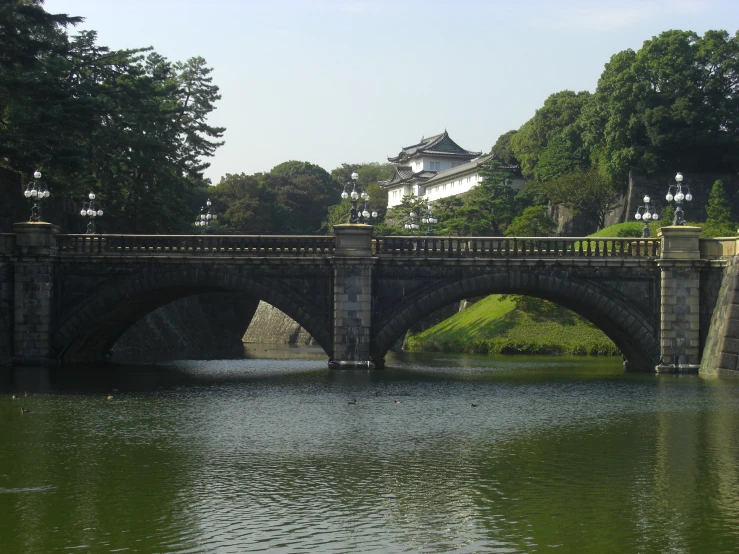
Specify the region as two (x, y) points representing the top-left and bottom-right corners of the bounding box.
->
(633, 194), (659, 238)
(404, 210), (420, 234)
(23, 170), (50, 222)
(79, 191), (104, 234)
(421, 202), (438, 236)
(194, 198), (218, 233)
(665, 172), (693, 225)
(340, 172), (376, 224)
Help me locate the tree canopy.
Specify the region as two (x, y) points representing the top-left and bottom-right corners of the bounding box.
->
(0, 0), (225, 233)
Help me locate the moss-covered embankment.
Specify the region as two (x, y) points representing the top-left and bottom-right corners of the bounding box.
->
(404, 294), (619, 355)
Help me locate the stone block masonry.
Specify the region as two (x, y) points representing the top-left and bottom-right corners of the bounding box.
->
(701, 253), (739, 374)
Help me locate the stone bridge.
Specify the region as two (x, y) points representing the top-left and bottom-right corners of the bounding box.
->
(1, 223), (737, 373)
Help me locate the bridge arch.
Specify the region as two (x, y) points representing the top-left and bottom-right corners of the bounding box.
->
(373, 270), (659, 370)
(52, 268), (332, 363)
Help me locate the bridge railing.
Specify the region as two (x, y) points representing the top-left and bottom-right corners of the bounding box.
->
(56, 234), (336, 256)
(374, 236), (661, 258)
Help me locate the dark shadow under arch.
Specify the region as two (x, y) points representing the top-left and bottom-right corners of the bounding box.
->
(53, 268), (332, 363)
(373, 272), (659, 371)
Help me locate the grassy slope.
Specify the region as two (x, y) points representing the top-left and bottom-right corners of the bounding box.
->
(402, 223), (655, 357)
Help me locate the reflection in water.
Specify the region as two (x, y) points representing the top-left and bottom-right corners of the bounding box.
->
(1, 350), (738, 553)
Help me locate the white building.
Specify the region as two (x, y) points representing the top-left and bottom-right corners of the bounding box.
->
(380, 131), (523, 208)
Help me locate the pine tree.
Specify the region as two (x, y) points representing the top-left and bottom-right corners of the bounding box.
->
(703, 180), (735, 237)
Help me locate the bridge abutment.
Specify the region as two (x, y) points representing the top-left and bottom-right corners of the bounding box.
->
(329, 225), (376, 369)
(656, 227), (703, 373)
(12, 223), (58, 365)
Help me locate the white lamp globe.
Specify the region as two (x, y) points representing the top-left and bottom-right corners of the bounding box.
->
(80, 209), (86, 216)
(89, 192), (95, 200)
(675, 172), (683, 183)
(410, 211), (416, 218)
(652, 213), (659, 220)
(341, 191), (348, 200)
(685, 192), (693, 202)
(350, 190), (359, 201)
(362, 209), (370, 218)
(635, 212), (642, 220)
(97, 209), (103, 217)
(675, 192), (685, 202)
(212, 214), (217, 220)
(206, 213), (212, 220)
(87, 209), (94, 216)
(33, 170), (41, 179)
(206, 199), (211, 207)
(361, 191), (369, 201)
(351, 172), (359, 181)
(371, 210), (378, 218)
(643, 212), (652, 221)
(24, 190), (31, 198)
(44, 190), (50, 198)
(643, 195), (650, 203)
(666, 193), (674, 202)
(30, 189), (37, 197)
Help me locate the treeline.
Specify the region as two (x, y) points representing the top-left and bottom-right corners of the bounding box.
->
(1, 0), (223, 233)
(488, 29), (739, 234)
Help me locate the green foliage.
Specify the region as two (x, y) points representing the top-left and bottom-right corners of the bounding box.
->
(656, 205), (675, 229)
(383, 194), (428, 235)
(615, 224), (643, 237)
(540, 168), (621, 230)
(581, 30), (739, 185)
(454, 160), (527, 235)
(509, 90), (592, 179)
(702, 179), (736, 237)
(490, 130), (519, 165)
(405, 294), (618, 356)
(0, 2), (225, 233)
(505, 206), (556, 236)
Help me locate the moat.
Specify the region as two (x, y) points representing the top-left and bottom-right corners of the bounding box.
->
(1, 348), (738, 553)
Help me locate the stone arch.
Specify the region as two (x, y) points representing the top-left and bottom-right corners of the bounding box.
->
(52, 268), (332, 363)
(373, 271), (659, 371)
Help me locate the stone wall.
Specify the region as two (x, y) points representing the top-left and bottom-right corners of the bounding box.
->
(242, 302), (316, 345)
(111, 292), (259, 362)
(701, 256), (739, 375)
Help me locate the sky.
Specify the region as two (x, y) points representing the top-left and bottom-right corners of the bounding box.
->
(45, 0), (739, 183)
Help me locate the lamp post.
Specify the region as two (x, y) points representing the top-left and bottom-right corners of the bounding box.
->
(633, 194), (659, 238)
(194, 198), (218, 233)
(79, 191), (104, 234)
(404, 210), (420, 234)
(665, 172), (693, 225)
(23, 170), (50, 222)
(421, 202), (438, 236)
(341, 172), (376, 224)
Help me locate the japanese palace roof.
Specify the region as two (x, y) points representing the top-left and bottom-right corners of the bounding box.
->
(387, 131), (482, 163)
(379, 154), (520, 189)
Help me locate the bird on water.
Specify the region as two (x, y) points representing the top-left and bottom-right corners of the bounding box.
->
(348, 397), (357, 405)
(20, 408), (31, 414)
(106, 395), (113, 401)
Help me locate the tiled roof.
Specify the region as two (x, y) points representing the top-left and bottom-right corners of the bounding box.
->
(422, 154), (519, 186)
(387, 131), (481, 163)
(379, 167), (436, 189)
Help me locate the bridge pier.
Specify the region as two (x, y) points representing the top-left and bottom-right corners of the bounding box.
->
(12, 223), (58, 365)
(656, 227), (703, 373)
(329, 225), (376, 369)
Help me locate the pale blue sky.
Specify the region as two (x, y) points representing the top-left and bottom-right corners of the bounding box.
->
(46, 0), (739, 183)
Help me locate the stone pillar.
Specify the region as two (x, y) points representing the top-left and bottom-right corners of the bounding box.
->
(13, 222), (58, 365)
(656, 226), (704, 373)
(330, 224), (375, 369)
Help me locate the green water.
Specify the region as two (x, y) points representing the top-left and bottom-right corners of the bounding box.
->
(1, 350), (738, 553)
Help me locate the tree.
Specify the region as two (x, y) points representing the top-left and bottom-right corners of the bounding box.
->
(703, 179), (735, 237)
(209, 173), (277, 234)
(0, 2), (225, 233)
(270, 161), (340, 233)
(540, 168), (621, 231)
(490, 130), (519, 165)
(384, 194), (428, 235)
(456, 161), (524, 236)
(505, 206), (556, 236)
(581, 30), (739, 186)
(509, 90), (592, 179)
